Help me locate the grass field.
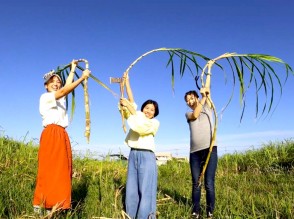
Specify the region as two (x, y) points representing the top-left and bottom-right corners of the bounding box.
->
(0, 136), (293, 218)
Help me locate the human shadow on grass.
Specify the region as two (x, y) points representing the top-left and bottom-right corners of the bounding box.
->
(71, 176), (89, 213)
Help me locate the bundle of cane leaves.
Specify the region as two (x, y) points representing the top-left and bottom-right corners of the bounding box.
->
(53, 59), (117, 143)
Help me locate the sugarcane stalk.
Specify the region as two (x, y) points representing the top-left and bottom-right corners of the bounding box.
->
(122, 48), (179, 108)
(53, 59), (118, 144)
(120, 76), (127, 133)
(77, 59), (91, 143)
(197, 59), (217, 186)
(119, 49), (171, 133)
(197, 53), (237, 185)
(197, 96), (217, 186)
(124, 48), (181, 73)
(197, 53), (255, 184)
(109, 77), (127, 133)
(120, 48), (182, 132)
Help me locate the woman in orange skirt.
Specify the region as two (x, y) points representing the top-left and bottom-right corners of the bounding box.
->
(33, 60), (90, 213)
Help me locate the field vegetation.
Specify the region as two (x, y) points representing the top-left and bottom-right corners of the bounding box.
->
(0, 136), (293, 218)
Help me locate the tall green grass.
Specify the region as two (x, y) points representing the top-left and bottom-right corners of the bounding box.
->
(0, 135), (293, 218)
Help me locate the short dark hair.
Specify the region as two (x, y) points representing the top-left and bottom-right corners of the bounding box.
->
(184, 90), (199, 101)
(141, 99), (159, 118)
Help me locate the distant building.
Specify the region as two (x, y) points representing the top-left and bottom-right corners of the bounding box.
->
(174, 156), (188, 162)
(106, 152), (188, 165)
(155, 152), (173, 166)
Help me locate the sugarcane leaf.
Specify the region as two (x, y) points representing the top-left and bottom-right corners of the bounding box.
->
(169, 51), (194, 76)
(171, 56), (175, 92)
(181, 54), (187, 77)
(219, 58), (237, 118)
(248, 58), (275, 117)
(217, 53), (294, 120)
(243, 57), (266, 91)
(257, 58), (283, 93)
(76, 65), (117, 97)
(264, 67), (275, 115)
(231, 57), (245, 103)
(240, 94), (246, 123)
(166, 51), (174, 68)
(240, 57), (264, 118)
(91, 74), (118, 97)
(239, 57), (254, 88)
(192, 55), (201, 76)
(260, 67), (268, 117)
(123, 49), (293, 122)
(253, 77), (259, 118)
(179, 53), (184, 75)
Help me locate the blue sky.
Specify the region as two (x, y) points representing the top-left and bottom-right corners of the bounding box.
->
(1, 0), (293, 158)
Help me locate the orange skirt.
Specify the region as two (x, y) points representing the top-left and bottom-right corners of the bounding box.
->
(33, 124), (72, 209)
